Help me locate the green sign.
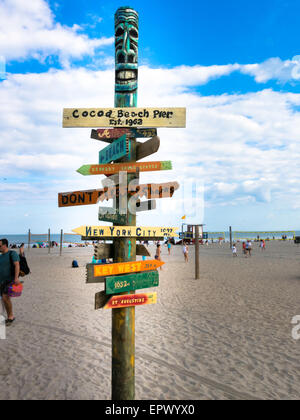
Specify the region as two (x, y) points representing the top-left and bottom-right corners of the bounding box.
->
(105, 270), (159, 295)
(99, 134), (128, 164)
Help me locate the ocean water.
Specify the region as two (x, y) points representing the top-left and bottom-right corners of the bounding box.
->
(0, 233), (83, 247)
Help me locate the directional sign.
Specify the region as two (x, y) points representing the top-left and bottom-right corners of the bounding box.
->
(95, 291), (111, 310)
(84, 236), (165, 242)
(86, 263), (106, 284)
(98, 208), (127, 225)
(105, 270), (159, 295)
(63, 107), (186, 128)
(58, 189), (102, 207)
(77, 161), (172, 176)
(134, 181), (179, 199)
(73, 225), (178, 238)
(136, 245), (151, 257)
(91, 128), (158, 143)
(103, 292), (157, 310)
(93, 244), (114, 259)
(58, 181), (179, 208)
(92, 243), (150, 262)
(98, 181), (179, 201)
(136, 136), (160, 161)
(93, 259), (164, 277)
(99, 135), (129, 164)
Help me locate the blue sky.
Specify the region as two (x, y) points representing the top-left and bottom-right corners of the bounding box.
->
(1, 0), (300, 234)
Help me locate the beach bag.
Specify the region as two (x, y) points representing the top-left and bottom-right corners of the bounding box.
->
(7, 283), (23, 298)
(72, 260), (79, 268)
(19, 255), (30, 277)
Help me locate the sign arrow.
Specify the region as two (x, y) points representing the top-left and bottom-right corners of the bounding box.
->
(58, 181), (179, 207)
(93, 259), (164, 278)
(99, 134), (129, 164)
(136, 136), (160, 161)
(73, 225), (178, 238)
(102, 292), (157, 310)
(105, 270), (159, 295)
(76, 161), (172, 176)
(91, 128), (158, 142)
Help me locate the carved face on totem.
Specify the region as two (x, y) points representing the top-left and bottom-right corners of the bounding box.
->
(115, 7), (139, 93)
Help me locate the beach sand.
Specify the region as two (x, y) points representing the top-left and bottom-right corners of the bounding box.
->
(0, 240), (299, 400)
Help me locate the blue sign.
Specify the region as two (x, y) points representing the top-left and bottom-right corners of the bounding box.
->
(99, 134), (128, 164)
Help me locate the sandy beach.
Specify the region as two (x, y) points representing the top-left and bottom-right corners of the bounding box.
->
(0, 240), (299, 400)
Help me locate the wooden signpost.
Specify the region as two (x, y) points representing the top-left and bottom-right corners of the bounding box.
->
(63, 107), (186, 128)
(99, 134), (129, 164)
(77, 161), (172, 176)
(60, 6), (186, 401)
(72, 225), (178, 238)
(91, 128), (158, 143)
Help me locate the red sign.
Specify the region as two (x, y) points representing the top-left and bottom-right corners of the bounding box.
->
(104, 292), (157, 310)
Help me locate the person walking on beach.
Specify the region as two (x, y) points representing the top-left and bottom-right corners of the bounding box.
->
(242, 241), (247, 256)
(183, 242), (189, 263)
(0, 239), (20, 325)
(246, 240), (252, 257)
(155, 243), (163, 270)
(167, 239), (172, 255)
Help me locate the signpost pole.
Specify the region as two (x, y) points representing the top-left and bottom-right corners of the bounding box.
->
(60, 229), (63, 256)
(229, 226), (232, 249)
(28, 229), (31, 253)
(195, 225), (200, 280)
(111, 7), (139, 401)
(48, 228), (51, 254)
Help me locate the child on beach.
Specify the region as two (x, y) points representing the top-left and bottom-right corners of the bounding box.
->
(167, 240), (172, 255)
(183, 242), (189, 263)
(247, 240), (252, 257)
(242, 242), (247, 256)
(232, 244), (237, 257)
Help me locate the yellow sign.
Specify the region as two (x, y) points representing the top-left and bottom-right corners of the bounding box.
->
(63, 107), (186, 128)
(72, 225), (178, 238)
(94, 259), (164, 277)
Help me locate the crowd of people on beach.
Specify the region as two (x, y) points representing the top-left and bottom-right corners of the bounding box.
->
(232, 239), (266, 257)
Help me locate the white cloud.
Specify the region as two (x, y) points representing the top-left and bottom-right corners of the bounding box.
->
(0, 0), (113, 67)
(240, 56), (300, 84)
